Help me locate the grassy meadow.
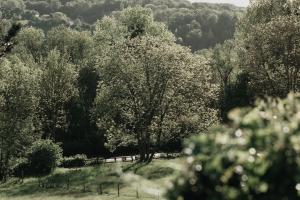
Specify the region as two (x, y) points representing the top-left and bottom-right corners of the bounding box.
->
(0, 158), (183, 200)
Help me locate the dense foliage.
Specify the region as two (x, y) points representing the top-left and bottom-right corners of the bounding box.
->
(92, 6), (218, 162)
(195, 0), (300, 121)
(1, 3), (300, 200)
(165, 0), (300, 199)
(26, 140), (62, 176)
(202, 40), (251, 121)
(0, 22), (21, 58)
(12, 158), (30, 178)
(60, 154), (87, 168)
(167, 93), (300, 200)
(0, 54), (40, 180)
(12, 140), (63, 177)
(0, 5), (221, 177)
(238, 0), (300, 98)
(8, 25), (103, 158)
(0, 0), (243, 51)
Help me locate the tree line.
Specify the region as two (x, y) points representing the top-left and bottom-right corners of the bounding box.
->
(0, 6), (219, 180)
(0, 0), (243, 51)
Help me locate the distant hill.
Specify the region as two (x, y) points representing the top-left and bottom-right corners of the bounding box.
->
(189, 0), (249, 7)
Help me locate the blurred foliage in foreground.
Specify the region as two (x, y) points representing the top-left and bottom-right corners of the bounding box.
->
(167, 93), (300, 200)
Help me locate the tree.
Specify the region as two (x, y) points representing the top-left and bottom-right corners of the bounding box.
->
(38, 50), (78, 140)
(12, 27), (45, 60)
(94, 36), (217, 162)
(209, 40), (251, 121)
(0, 56), (40, 180)
(238, 0), (300, 97)
(0, 0), (25, 19)
(27, 139), (62, 176)
(64, 64), (104, 157)
(93, 7), (218, 162)
(0, 22), (21, 59)
(46, 26), (101, 156)
(47, 26), (93, 66)
(211, 40), (237, 94)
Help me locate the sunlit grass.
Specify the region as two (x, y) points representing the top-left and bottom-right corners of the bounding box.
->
(0, 158), (183, 200)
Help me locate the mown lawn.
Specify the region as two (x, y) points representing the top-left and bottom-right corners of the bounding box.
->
(0, 158), (183, 200)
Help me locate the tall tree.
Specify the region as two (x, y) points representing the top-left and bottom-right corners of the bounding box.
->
(238, 0), (300, 97)
(38, 50), (78, 140)
(0, 56), (40, 180)
(93, 7), (218, 162)
(210, 40), (244, 120)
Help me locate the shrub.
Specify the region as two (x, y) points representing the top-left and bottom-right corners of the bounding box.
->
(166, 93), (300, 200)
(12, 158), (30, 177)
(27, 139), (62, 176)
(60, 154), (87, 168)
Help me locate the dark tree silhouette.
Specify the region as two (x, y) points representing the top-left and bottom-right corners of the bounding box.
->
(0, 23), (21, 58)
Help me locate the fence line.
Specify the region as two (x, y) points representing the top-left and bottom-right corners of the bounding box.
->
(88, 152), (182, 165)
(38, 177), (163, 200)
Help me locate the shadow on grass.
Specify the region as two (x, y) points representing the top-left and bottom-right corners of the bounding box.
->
(0, 163), (127, 198)
(122, 162), (148, 173)
(122, 160), (175, 180)
(0, 159), (176, 198)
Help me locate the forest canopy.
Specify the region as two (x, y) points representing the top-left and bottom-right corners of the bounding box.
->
(0, 0), (244, 51)
(0, 4), (221, 177)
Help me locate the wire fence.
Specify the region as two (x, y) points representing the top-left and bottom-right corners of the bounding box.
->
(37, 178), (163, 199)
(15, 153), (181, 199)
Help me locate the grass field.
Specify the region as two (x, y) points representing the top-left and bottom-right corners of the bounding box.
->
(0, 158), (183, 200)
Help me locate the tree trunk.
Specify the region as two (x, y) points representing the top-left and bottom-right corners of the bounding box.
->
(0, 150), (10, 182)
(136, 124), (151, 162)
(145, 129), (151, 161)
(139, 149), (145, 162)
(138, 138), (146, 162)
(0, 137), (3, 179)
(148, 129), (162, 163)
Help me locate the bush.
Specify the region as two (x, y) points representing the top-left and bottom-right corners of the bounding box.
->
(166, 93), (300, 200)
(12, 158), (30, 177)
(60, 154), (87, 168)
(27, 139), (62, 176)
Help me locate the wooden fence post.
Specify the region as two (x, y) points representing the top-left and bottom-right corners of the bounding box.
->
(21, 170), (24, 183)
(38, 178), (41, 188)
(117, 183), (120, 197)
(67, 178), (70, 190)
(98, 184), (103, 195)
(136, 186), (139, 199)
(83, 183), (86, 192)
